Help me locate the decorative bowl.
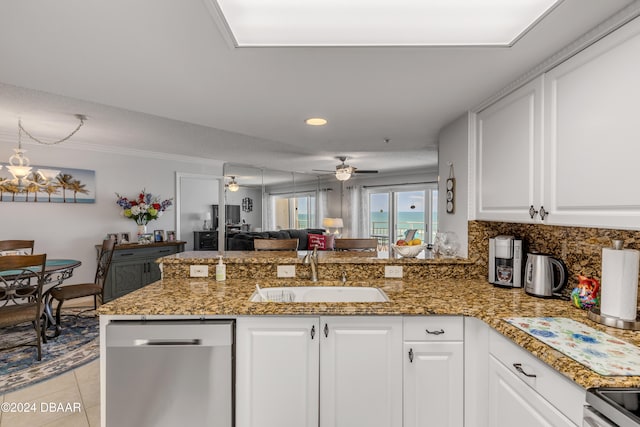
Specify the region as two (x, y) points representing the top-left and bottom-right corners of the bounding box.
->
(392, 244), (427, 258)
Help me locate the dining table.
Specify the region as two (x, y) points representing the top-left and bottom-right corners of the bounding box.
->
(0, 258), (82, 338)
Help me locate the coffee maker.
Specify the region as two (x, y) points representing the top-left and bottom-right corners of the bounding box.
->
(489, 235), (523, 288)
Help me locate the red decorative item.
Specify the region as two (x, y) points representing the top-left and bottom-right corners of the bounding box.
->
(307, 234), (335, 250)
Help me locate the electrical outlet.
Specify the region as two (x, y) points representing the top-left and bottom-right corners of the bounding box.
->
(190, 265), (209, 278)
(277, 265), (296, 278)
(385, 265), (403, 278)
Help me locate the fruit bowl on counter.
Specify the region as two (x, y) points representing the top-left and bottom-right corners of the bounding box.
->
(392, 243), (427, 258)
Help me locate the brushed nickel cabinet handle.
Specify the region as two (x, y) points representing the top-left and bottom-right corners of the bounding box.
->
(408, 348), (414, 363)
(539, 206), (548, 220)
(426, 329), (445, 335)
(529, 205), (538, 219)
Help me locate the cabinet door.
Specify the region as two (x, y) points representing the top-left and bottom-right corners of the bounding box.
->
(488, 355), (574, 427)
(320, 316), (402, 427)
(404, 342), (463, 427)
(475, 76), (543, 222)
(543, 17), (640, 228)
(236, 317), (320, 427)
(109, 260), (146, 300)
(147, 261), (162, 283)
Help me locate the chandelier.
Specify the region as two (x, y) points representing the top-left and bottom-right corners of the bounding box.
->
(1, 114), (86, 187)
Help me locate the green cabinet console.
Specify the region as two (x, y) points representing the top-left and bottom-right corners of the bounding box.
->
(103, 241), (185, 302)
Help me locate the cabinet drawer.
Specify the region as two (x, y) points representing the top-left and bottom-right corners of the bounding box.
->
(403, 316), (463, 341)
(489, 329), (584, 425)
(113, 246), (178, 261)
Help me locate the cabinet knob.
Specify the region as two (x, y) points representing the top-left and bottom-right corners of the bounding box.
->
(310, 325), (316, 340)
(529, 205), (538, 219)
(408, 348), (414, 363)
(324, 323), (329, 338)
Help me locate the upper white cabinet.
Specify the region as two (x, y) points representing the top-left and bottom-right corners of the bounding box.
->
(474, 16), (640, 229)
(475, 76), (543, 223)
(543, 17), (640, 229)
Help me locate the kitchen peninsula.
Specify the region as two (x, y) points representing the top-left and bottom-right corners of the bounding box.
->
(99, 250), (640, 426)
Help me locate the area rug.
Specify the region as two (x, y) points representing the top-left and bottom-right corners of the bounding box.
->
(0, 308), (99, 395)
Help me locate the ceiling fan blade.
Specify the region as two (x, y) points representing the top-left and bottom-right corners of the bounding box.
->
(353, 170), (378, 174)
(312, 169), (335, 173)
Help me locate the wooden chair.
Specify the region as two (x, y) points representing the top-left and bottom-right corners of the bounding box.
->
(49, 239), (115, 333)
(254, 238), (299, 251)
(334, 238), (378, 251)
(0, 253), (47, 360)
(0, 240), (35, 255)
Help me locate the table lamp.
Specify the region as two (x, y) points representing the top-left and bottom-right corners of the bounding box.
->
(323, 217), (344, 237)
(203, 212), (212, 230)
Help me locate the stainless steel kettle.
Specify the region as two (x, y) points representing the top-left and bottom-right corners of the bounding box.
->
(524, 253), (568, 298)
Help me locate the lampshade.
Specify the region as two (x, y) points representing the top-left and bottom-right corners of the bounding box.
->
(37, 169), (61, 181)
(322, 218), (344, 229)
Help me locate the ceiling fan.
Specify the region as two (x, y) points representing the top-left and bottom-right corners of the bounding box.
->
(314, 156), (379, 181)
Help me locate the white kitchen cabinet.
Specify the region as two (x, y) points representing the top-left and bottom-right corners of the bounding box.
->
(474, 16), (640, 229)
(236, 317), (320, 427)
(320, 316), (403, 427)
(236, 316), (403, 427)
(543, 15), (640, 229)
(488, 355), (576, 427)
(403, 317), (464, 427)
(488, 329), (584, 426)
(474, 76), (543, 223)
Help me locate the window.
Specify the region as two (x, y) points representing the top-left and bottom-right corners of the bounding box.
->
(271, 192), (316, 229)
(367, 185), (438, 250)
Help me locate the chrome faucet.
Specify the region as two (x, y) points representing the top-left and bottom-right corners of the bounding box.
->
(303, 245), (319, 282)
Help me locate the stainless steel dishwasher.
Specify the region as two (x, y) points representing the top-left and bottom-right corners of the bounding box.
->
(105, 319), (234, 427)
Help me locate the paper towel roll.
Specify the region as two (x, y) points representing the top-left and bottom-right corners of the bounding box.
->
(600, 247), (640, 321)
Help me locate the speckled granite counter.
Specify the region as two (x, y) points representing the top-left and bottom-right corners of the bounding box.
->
(161, 250), (477, 280)
(99, 276), (640, 389)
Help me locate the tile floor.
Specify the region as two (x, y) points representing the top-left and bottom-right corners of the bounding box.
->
(1, 299), (100, 426)
(0, 359), (99, 426)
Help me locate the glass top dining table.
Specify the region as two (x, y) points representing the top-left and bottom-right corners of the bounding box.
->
(0, 258), (82, 338)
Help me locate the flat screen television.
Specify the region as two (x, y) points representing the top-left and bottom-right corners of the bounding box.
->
(212, 204), (241, 228)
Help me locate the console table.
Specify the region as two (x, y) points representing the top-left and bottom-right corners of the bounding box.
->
(103, 241), (185, 302)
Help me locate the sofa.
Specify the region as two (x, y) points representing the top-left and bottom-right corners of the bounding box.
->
(227, 228), (327, 251)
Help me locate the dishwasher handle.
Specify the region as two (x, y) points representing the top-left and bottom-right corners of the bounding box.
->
(135, 339), (202, 346)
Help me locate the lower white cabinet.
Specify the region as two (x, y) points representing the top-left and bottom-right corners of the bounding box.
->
(488, 329), (584, 426)
(488, 355), (575, 427)
(236, 316), (403, 427)
(403, 317), (464, 427)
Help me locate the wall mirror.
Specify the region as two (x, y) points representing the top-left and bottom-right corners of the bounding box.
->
(175, 172), (222, 251)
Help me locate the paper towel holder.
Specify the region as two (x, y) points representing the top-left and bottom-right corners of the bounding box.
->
(587, 308), (640, 330)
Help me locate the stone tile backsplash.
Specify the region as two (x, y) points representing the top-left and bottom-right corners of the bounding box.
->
(468, 220), (640, 288)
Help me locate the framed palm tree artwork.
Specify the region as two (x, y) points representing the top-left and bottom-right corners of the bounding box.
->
(0, 165), (96, 203)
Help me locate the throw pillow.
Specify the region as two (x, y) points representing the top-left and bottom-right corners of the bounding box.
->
(308, 234), (335, 250)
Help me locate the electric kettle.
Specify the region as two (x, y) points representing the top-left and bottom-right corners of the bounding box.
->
(524, 253), (568, 298)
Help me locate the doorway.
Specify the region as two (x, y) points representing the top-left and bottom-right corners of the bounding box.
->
(367, 186), (437, 250)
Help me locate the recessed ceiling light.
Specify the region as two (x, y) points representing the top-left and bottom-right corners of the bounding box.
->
(211, 0), (561, 47)
(305, 118), (328, 126)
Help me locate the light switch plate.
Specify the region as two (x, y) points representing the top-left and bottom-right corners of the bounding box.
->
(385, 265), (403, 278)
(277, 265), (296, 278)
(190, 265), (209, 277)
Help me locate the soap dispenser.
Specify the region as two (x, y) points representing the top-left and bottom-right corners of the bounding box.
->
(215, 256), (226, 282)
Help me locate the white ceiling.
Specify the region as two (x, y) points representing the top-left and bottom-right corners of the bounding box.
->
(0, 0), (635, 178)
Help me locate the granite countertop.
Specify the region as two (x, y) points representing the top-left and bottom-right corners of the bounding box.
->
(162, 249), (478, 265)
(98, 276), (640, 389)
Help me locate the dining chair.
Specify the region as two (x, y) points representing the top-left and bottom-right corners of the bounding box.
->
(0, 253), (47, 360)
(49, 239), (115, 332)
(254, 238), (299, 251)
(0, 240), (35, 255)
(334, 238), (378, 251)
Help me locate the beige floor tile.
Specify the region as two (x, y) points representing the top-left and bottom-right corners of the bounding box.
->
(74, 360), (99, 384)
(85, 404), (100, 427)
(2, 380), (84, 427)
(4, 370), (77, 402)
(42, 411), (89, 427)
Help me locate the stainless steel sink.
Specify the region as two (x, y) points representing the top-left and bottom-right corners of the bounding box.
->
(250, 286), (390, 303)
